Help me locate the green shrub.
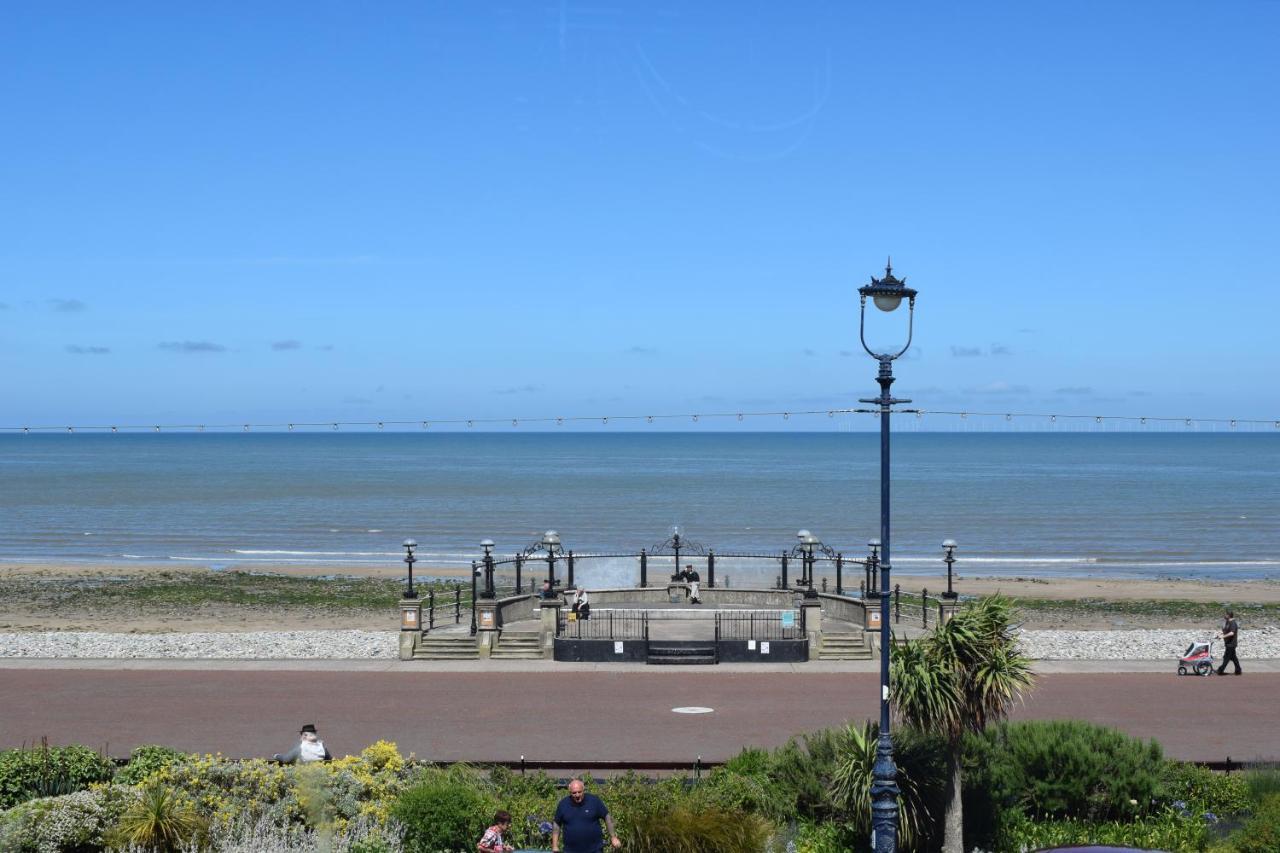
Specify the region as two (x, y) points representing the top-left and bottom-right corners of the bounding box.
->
(965, 720), (1164, 823)
(1243, 765), (1280, 806)
(998, 806), (1211, 852)
(1159, 761), (1251, 817)
(0, 784), (137, 853)
(109, 782), (208, 851)
(0, 743), (116, 809)
(115, 745), (188, 787)
(391, 769), (495, 853)
(790, 820), (859, 853)
(1232, 792), (1280, 853)
(625, 805), (772, 853)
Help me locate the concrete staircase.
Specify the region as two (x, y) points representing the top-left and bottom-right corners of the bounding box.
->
(647, 645), (717, 666)
(819, 630), (873, 660)
(489, 632), (545, 660)
(413, 633), (479, 661)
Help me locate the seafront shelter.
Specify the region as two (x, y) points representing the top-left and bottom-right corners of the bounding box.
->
(396, 530), (951, 663)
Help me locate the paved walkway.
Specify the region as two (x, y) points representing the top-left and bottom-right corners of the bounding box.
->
(2, 664), (1275, 764)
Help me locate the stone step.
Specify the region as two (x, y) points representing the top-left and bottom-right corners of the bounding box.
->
(820, 632), (872, 660)
(414, 635), (479, 660)
(488, 632), (544, 659)
(647, 646), (717, 666)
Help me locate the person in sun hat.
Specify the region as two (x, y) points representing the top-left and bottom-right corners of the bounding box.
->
(273, 723), (332, 764)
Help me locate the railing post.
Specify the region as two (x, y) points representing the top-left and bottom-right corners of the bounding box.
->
(640, 549), (648, 588)
(836, 554), (843, 596)
(707, 550), (715, 589)
(894, 583), (901, 624)
(923, 588), (929, 628)
(455, 584), (461, 623)
(515, 554), (523, 594)
(781, 553), (789, 589)
(567, 550), (575, 590)
(428, 589), (435, 631)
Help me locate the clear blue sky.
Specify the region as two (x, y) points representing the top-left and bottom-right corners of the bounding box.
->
(2, 2), (1277, 429)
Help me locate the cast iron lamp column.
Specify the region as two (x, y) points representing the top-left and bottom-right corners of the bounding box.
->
(543, 530), (561, 589)
(480, 539), (496, 599)
(402, 539), (418, 599)
(858, 260), (918, 853)
(399, 537), (419, 596)
(796, 530), (820, 599)
(942, 539), (958, 600)
(866, 539), (881, 599)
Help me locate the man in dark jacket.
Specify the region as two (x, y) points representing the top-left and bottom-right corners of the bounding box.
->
(1217, 610), (1242, 675)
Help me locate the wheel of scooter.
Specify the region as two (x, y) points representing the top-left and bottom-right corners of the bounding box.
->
(1195, 662), (1212, 676)
(1178, 665), (1188, 676)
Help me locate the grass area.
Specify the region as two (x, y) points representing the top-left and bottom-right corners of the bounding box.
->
(0, 571), (473, 613)
(1001, 597), (1280, 621)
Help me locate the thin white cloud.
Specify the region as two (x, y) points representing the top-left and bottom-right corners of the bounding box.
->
(966, 381), (1031, 395)
(66, 345), (110, 355)
(158, 341), (227, 353)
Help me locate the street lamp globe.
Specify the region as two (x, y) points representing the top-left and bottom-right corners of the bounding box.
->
(543, 530), (560, 548)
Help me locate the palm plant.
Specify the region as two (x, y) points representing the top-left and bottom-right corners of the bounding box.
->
(830, 721), (933, 851)
(891, 594), (1035, 853)
(110, 783), (207, 852)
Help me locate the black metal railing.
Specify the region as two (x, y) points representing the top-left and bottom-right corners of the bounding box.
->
(713, 611), (804, 641)
(556, 610), (649, 640)
(891, 584), (946, 628)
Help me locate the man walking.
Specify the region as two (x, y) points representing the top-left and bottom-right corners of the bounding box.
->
(1217, 610), (1242, 675)
(551, 779), (621, 853)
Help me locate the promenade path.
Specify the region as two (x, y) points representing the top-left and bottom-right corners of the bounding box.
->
(2, 662), (1276, 765)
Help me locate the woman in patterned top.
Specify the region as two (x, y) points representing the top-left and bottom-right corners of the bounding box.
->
(478, 810), (515, 853)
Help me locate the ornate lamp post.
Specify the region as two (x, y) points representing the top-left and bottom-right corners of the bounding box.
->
(480, 539), (496, 599)
(858, 259), (918, 853)
(402, 539), (418, 599)
(520, 530), (565, 590)
(795, 530), (822, 599)
(542, 530), (562, 588)
(866, 538), (881, 599)
(942, 539), (958, 599)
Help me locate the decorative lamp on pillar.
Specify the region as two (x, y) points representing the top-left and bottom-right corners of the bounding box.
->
(866, 538), (881, 599)
(942, 539), (958, 600)
(543, 530), (561, 588)
(480, 539), (496, 599)
(402, 539), (418, 599)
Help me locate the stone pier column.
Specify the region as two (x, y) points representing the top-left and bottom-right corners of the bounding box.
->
(801, 599), (823, 661)
(399, 600), (422, 661)
(539, 601), (562, 659)
(476, 600), (500, 658)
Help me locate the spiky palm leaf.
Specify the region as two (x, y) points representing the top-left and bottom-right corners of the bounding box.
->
(830, 721), (932, 851)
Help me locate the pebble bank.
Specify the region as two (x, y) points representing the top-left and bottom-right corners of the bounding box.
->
(1, 628), (1278, 660)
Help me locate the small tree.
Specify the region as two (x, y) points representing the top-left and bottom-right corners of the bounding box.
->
(892, 594), (1035, 853)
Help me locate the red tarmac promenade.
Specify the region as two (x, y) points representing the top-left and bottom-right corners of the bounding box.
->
(2, 666), (1275, 765)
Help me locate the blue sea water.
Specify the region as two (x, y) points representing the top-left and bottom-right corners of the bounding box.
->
(0, 433), (1276, 583)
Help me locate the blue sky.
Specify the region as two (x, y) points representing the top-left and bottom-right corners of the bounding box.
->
(2, 2), (1278, 429)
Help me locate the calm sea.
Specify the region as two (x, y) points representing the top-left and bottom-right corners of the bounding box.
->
(0, 433), (1276, 583)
